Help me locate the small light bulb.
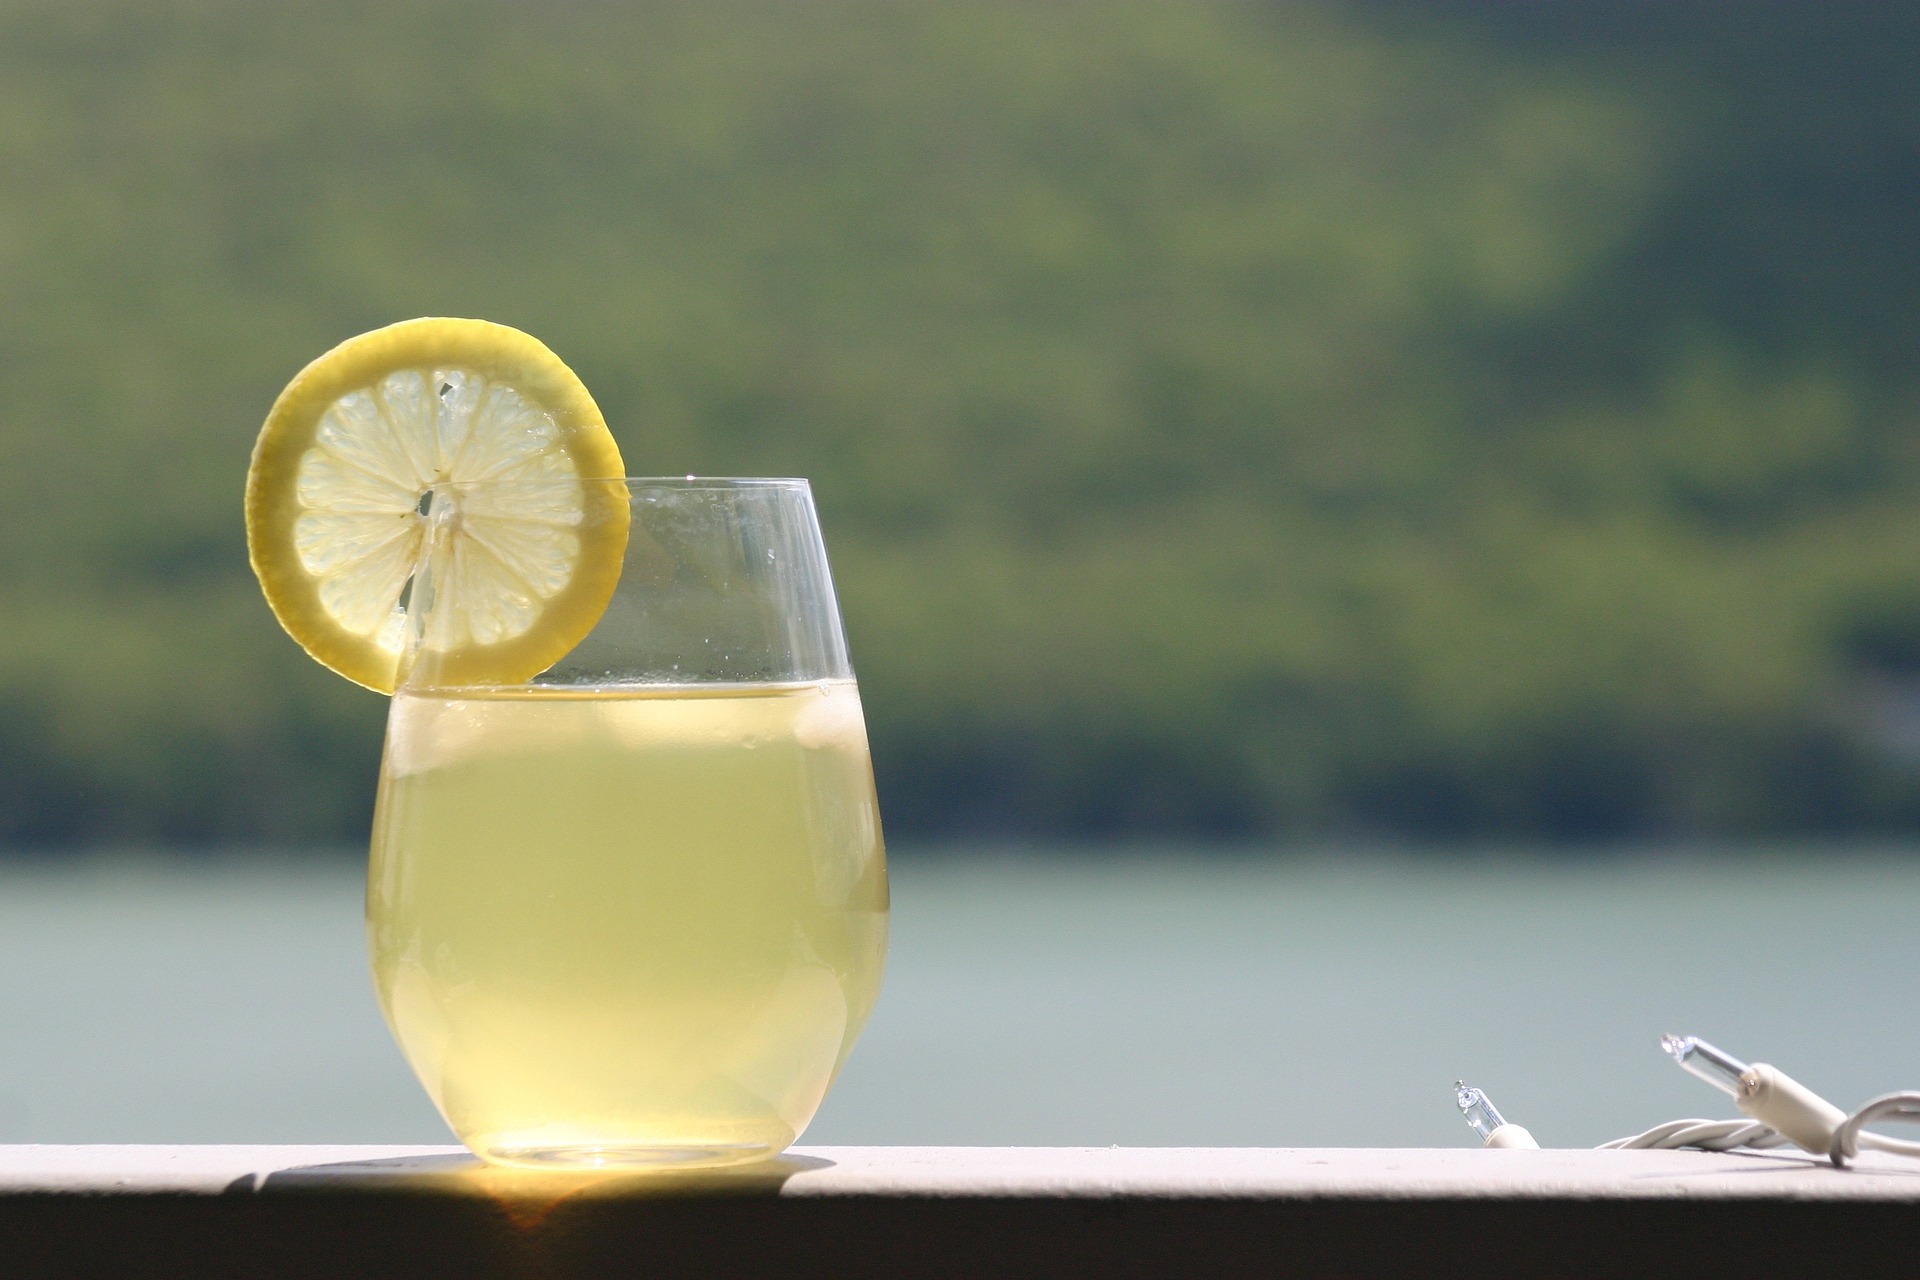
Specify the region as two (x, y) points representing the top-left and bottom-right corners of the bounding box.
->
(1661, 1034), (1749, 1098)
(1455, 1081), (1508, 1143)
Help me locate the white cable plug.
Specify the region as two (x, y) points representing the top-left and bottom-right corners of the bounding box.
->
(1456, 1034), (1920, 1167)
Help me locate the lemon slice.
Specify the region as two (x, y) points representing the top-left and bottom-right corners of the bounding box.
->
(246, 318), (629, 693)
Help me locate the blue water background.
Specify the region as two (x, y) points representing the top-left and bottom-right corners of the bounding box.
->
(1, 848), (1914, 1149)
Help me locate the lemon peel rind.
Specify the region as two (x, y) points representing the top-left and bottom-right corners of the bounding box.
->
(246, 318), (629, 694)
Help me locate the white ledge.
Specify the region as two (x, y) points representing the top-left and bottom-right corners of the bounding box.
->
(3, 1144), (1918, 1200)
(8, 1146), (1918, 1276)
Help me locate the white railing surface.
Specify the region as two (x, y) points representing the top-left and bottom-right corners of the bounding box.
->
(4, 1145), (1916, 1277)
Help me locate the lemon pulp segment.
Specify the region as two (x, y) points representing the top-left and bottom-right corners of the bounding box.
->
(246, 318), (628, 692)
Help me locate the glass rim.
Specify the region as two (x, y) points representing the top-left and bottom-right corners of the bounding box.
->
(431, 475), (811, 490)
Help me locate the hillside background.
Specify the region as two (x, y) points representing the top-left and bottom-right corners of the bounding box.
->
(3, 1), (1919, 846)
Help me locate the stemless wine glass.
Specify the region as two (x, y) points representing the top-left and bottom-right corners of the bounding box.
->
(367, 478), (888, 1170)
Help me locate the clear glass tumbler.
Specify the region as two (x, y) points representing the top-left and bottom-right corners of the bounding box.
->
(367, 478), (888, 1170)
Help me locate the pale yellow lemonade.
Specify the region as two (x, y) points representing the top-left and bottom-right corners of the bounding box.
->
(368, 680), (888, 1166)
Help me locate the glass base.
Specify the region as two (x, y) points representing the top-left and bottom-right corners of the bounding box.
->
(480, 1142), (781, 1172)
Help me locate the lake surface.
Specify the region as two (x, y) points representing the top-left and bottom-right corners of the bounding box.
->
(1, 848), (1915, 1149)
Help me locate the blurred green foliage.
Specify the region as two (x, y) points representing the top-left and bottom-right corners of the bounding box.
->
(2, 1), (1919, 843)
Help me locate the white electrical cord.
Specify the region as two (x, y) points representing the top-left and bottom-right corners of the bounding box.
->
(1456, 1034), (1920, 1167)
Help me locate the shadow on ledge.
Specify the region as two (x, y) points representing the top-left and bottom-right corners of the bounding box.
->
(248, 1149), (833, 1207)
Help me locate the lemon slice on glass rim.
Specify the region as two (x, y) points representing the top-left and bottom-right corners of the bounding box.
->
(246, 318), (629, 693)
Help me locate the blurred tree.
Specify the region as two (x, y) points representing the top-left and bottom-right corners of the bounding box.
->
(0, 0), (1916, 844)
